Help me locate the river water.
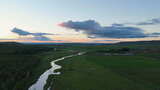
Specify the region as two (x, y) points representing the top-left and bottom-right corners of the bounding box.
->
(28, 52), (85, 90)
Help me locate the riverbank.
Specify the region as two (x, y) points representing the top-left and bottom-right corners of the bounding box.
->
(29, 52), (86, 90)
(51, 52), (160, 90)
(0, 43), (78, 90)
(0, 44), (56, 90)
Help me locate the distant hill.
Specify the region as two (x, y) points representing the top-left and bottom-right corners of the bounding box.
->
(116, 40), (160, 45)
(23, 42), (111, 46)
(0, 40), (160, 46)
(0, 42), (54, 54)
(0, 42), (22, 45)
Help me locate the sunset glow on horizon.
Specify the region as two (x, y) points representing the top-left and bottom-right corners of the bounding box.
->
(0, 0), (160, 43)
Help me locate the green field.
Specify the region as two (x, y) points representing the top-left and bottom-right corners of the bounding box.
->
(0, 41), (160, 90)
(0, 42), (75, 90)
(51, 43), (160, 90)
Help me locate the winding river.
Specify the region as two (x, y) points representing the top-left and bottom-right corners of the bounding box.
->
(28, 52), (85, 90)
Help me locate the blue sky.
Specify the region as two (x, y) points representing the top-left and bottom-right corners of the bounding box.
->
(0, 0), (160, 43)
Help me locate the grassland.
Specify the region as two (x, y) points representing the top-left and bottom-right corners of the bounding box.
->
(0, 42), (77, 90)
(1, 41), (160, 90)
(50, 42), (160, 90)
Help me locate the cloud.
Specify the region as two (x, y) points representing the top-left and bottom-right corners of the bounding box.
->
(12, 28), (53, 36)
(11, 28), (53, 41)
(133, 18), (160, 25)
(30, 36), (52, 41)
(12, 28), (31, 36)
(148, 32), (160, 37)
(93, 39), (120, 43)
(59, 20), (148, 38)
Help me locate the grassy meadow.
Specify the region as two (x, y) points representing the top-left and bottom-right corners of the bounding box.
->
(0, 41), (160, 90)
(51, 42), (160, 90)
(0, 42), (75, 90)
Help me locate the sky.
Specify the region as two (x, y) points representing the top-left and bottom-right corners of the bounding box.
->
(0, 0), (160, 43)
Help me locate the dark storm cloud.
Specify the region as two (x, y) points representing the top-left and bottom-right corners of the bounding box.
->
(59, 20), (147, 38)
(11, 28), (53, 41)
(135, 18), (160, 25)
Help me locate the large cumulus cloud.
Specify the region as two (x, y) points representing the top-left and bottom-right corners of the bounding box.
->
(59, 20), (147, 38)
